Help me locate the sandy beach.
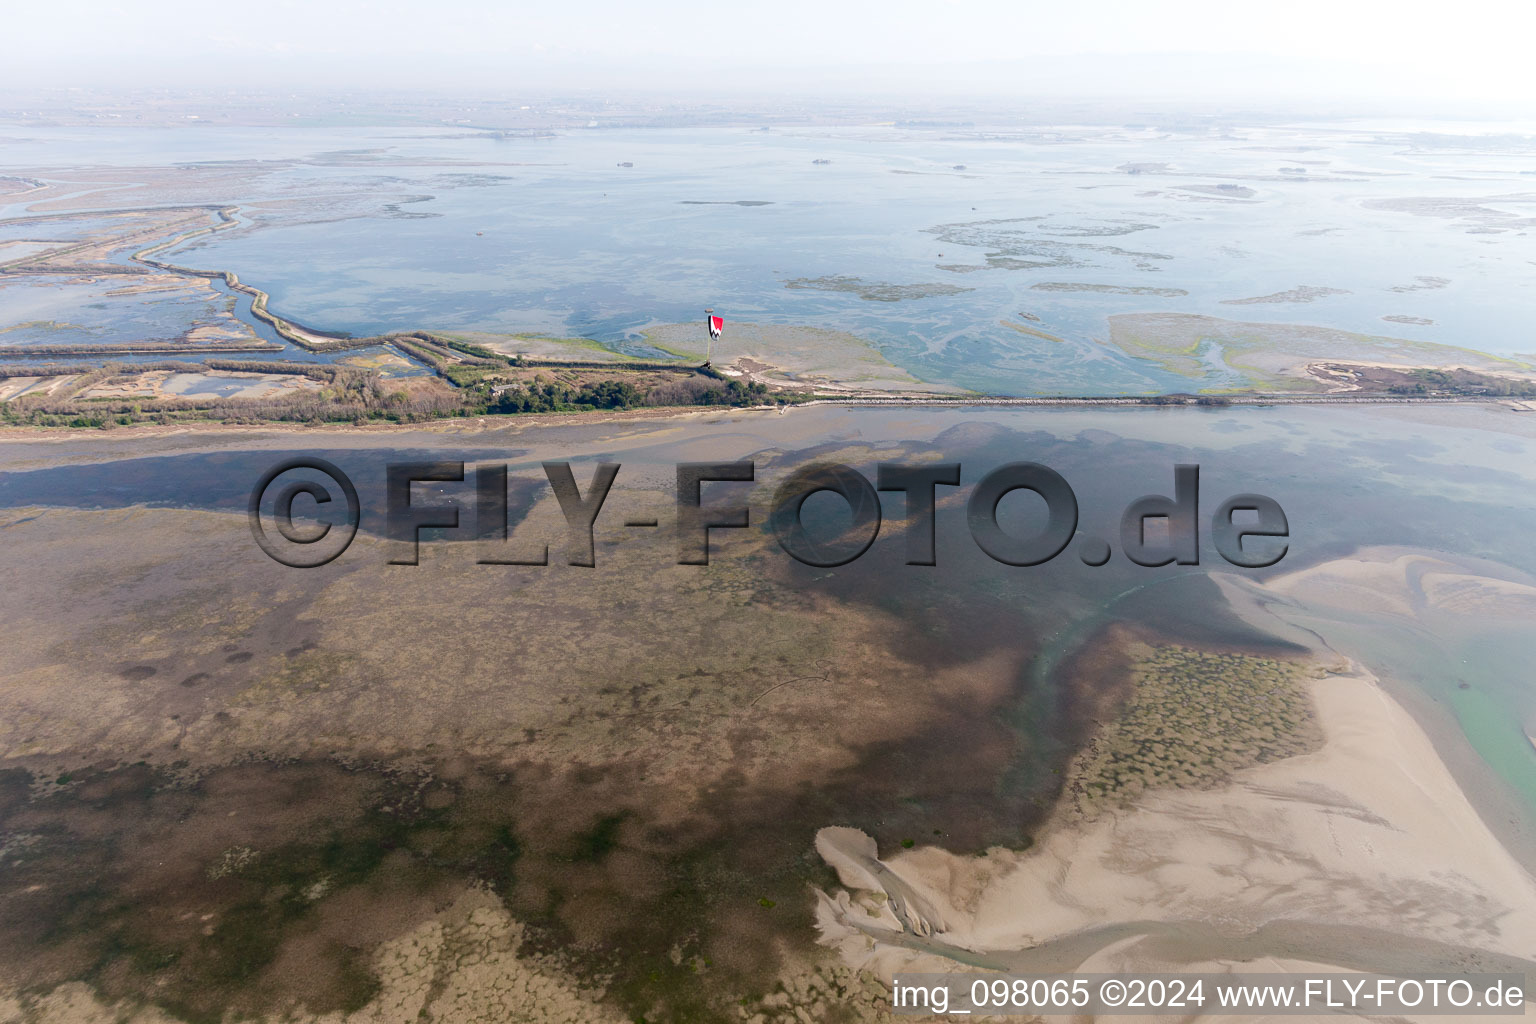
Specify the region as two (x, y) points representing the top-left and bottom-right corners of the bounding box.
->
(814, 551), (1536, 1018)
(1241, 546), (1536, 625)
(817, 664), (1536, 1012)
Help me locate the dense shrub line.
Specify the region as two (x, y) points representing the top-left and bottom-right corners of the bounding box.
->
(0, 357), (790, 429)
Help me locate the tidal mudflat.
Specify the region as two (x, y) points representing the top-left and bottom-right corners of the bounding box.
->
(1, 402), (1535, 1021)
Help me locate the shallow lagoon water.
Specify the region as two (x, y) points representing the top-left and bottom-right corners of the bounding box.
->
(2, 402), (1533, 843)
(3, 401), (1536, 1021)
(6, 121), (1536, 393)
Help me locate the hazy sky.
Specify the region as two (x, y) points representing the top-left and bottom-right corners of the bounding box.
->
(7, 0), (1535, 104)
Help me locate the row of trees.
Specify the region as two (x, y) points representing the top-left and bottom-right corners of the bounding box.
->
(483, 376), (777, 414)
(0, 361), (787, 429)
(1387, 369), (1536, 397)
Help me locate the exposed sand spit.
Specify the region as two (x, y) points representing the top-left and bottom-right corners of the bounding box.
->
(814, 549), (1536, 1008)
(1253, 545), (1536, 623)
(816, 664), (1536, 990)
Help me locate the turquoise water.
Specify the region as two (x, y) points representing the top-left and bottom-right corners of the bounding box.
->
(4, 120), (1535, 393)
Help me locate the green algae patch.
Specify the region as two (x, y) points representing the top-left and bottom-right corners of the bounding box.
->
(449, 331), (663, 363)
(1001, 319), (1069, 344)
(1063, 642), (1324, 817)
(783, 275), (972, 303)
